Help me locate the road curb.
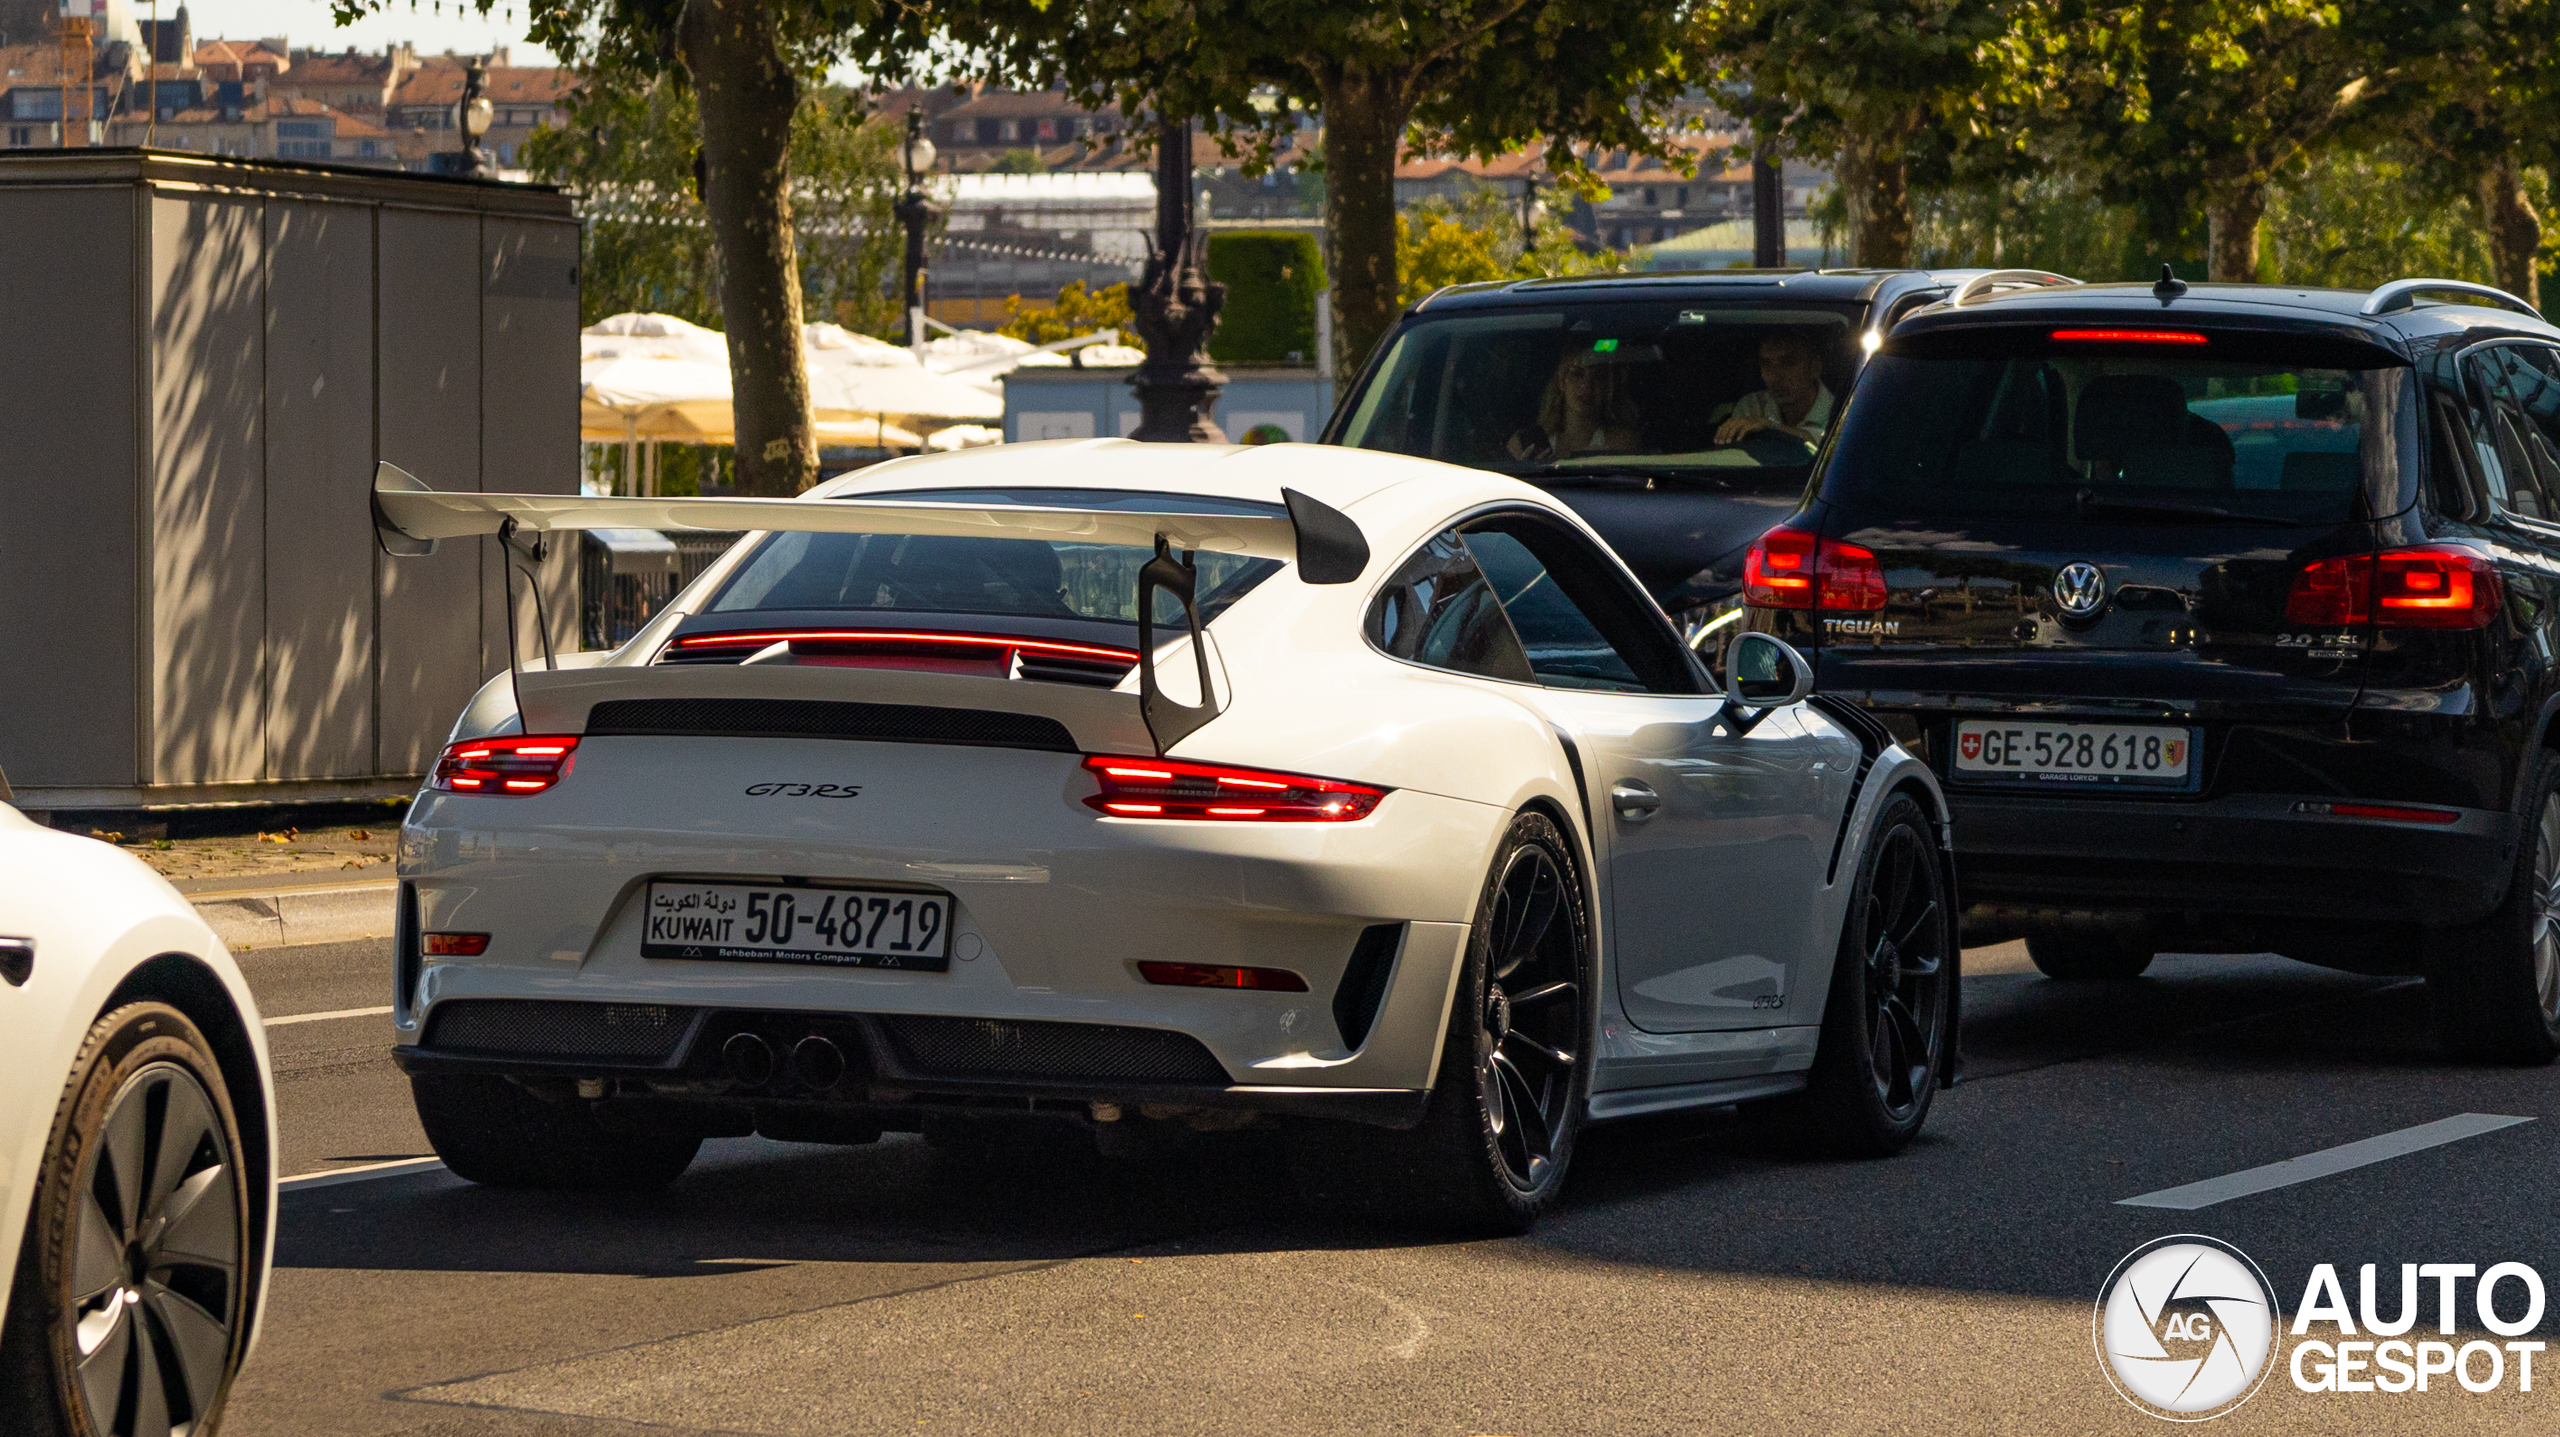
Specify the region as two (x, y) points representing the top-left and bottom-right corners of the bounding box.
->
(193, 881), (396, 950)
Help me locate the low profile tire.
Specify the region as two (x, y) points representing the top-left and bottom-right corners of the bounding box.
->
(2, 1003), (252, 1437)
(2427, 755), (2560, 1065)
(1759, 794), (1955, 1158)
(2025, 933), (2154, 980)
(409, 1073), (700, 1190)
(1288, 811), (1592, 1235)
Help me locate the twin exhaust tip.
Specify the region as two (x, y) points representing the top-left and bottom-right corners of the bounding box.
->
(721, 1031), (847, 1091)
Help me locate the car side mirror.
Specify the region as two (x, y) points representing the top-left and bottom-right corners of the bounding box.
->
(1724, 631), (1814, 711)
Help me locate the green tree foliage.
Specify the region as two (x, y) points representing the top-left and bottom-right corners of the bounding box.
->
(1206, 232), (1324, 363)
(525, 79), (913, 336)
(2395, 0), (2560, 306)
(1695, 0), (2028, 268)
(950, 0), (1702, 377)
(2020, 0), (2393, 281)
(998, 280), (1137, 344)
(1395, 188), (1628, 305)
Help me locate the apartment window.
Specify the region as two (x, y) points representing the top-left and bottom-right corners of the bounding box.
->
(1036, 118), (1056, 140)
(975, 118), (999, 143)
(1642, 187), (1657, 206)
(359, 139), (378, 157)
(277, 140), (331, 157)
(5, 126), (28, 146)
(276, 120), (327, 138)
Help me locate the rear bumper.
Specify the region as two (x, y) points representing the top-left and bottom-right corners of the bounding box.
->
(390, 1003), (1434, 1129)
(1949, 790), (2516, 927)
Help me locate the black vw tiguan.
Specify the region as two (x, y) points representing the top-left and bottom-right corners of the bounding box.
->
(1743, 273), (2560, 1061)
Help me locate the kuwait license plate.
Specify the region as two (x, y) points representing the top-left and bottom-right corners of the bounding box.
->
(642, 881), (951, 970)
(1952, 721), (2194, 787)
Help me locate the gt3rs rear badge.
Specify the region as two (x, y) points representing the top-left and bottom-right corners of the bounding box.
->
(744, 783), (863, 798)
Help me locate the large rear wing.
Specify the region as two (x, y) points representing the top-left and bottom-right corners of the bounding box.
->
(370, 462), (1369, 753)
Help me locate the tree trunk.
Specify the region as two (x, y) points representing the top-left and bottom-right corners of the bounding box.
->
(1317, 71), (1413, 381)
(2204, 180), (2267, 283)
(1834, 130), (1911, 268)
(679, 0), (815, 496)
(2478, 152), (2543, 311)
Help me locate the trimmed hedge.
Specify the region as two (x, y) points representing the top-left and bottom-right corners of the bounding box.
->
(1207, 231), (1324, 365)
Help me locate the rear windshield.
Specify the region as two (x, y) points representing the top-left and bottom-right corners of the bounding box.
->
(1823, 347), (2417, 524)
(1334, 302), (1862, 482)
(707, 488), (1284, 625)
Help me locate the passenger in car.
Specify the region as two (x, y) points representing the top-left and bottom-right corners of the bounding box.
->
(1713, 330), (1836, 445)
(1507, 345), (1643, 461)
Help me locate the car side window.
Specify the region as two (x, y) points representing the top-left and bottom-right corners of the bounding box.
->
(2426, 388), (2488, 523)
(1365, 529), (1536, 683)
(1459, 515), (1704, 694)
(2501, 345), (2560, 505)
(2465, 346), (2560, 520)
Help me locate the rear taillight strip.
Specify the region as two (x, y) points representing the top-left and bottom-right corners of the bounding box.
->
(429, 735), (581, 796)
(1743, 526), (1886, 611)
(667, 630), (1139, 663)
(1082, 755), (1386, 823)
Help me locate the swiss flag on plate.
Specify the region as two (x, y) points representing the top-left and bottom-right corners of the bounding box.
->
(1959, 732), (1983, 760)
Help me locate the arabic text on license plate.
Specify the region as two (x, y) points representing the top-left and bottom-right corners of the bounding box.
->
(1953, 721), (2192, 785)
(641, 881), (952, 970)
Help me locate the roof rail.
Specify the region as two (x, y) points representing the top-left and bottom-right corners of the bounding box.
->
(1949, 269), (2081, 306)
(2362, 278), (2542, 320)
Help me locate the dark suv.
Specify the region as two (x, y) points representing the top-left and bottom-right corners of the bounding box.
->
(1323, 268), (2056, 648)
(1743, 273), (2560, 1060)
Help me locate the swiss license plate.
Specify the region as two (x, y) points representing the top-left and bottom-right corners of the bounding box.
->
(1952, 721), (2194, 787)
(641, 881), (951, 970)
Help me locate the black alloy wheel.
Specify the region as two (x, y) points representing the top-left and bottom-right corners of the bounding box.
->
(1475, 836), (1586, 1192)
(1759, 793), (1953, 1156)
(3, 1004), (251, 1437)
(1856, 817), (1952, 1124)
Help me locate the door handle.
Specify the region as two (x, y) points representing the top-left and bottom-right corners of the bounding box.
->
(1611, 781), (1661, 822)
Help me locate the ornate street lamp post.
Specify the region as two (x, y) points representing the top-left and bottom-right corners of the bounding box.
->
(454, 58), (497, 179)
(1127, 117), (1226, 442)
(895, 109), (937, 347)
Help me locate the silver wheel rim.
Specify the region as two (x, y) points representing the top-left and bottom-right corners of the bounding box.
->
(2535, 793), (2560, 1024)
(67, 1061), (241, 1437)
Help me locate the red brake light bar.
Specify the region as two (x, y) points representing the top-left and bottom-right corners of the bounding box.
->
(1137, 961), (1310, 991)
(430, 735), (581, 795)
(2284, 548), (2501, 629)
(2294, 801), (2462, 825)
(1743, 527), (1886, 611)
(423, 933), (492, 956)
(1082, 755), (1386, 822)
(668, 630), (1139, 664)
(2049, 328), (2210, 346)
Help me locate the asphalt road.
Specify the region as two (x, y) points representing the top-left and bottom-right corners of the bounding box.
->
(223, 938), (2560, 1435)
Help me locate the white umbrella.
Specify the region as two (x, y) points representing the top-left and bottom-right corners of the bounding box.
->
(580, 354), (734, 494)
(582, 312), (730, 365)
(804, 322), (1003, 423)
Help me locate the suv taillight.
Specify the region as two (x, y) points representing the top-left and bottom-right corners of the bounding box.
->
(2285, 548), (2501, 630)
(1082, 755), (1385, 821)
(1744, 527), (1886, 611)
(430, 735), (581, 794)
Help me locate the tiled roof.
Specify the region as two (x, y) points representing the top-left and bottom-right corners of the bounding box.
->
(270, 54), (395, 86)
(193, 39), (286, 76)
(939, 89), (1110, 121)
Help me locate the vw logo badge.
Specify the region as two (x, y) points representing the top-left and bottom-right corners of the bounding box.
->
(2053, 562), (2109, 617)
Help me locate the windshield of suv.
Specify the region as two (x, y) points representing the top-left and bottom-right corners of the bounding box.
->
(1335, 303), (1862, 480)
(1822, 347), (2417, 524)
(707, 488), (1284, 625)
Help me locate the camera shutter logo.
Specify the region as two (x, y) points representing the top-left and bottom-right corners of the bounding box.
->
(2095, 1236), (2281, 1421)
(2054, 562), (2109, 617)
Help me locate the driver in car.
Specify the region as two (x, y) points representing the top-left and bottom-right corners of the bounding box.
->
(1712, 329), (1835, 445)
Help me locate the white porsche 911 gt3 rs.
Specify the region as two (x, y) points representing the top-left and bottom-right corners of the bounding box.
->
(375, 439), (1956, 1232)
(0, 806), (276, 1437)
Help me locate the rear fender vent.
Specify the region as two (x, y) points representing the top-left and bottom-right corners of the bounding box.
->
(586, 697), (1077, 752)
(423, 999), (701, 1063)
(1332, 924), (1405, 1050)
(878, 1015), (1229, 1084)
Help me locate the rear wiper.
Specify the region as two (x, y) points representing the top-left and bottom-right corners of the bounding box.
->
(2073, 488), (2299, 528)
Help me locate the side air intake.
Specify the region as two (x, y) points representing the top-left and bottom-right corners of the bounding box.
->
(1332, 924), (1405, 1050)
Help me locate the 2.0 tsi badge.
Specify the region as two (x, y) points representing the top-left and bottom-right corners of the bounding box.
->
(2053, 562), (2109, 617)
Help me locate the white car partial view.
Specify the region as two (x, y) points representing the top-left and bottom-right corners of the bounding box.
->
(374, 439), (1957, 1232)
(0, 806), (276, 1437)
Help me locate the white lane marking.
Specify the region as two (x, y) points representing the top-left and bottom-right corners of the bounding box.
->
(263, 1005), (395, 1027)
(280, 1157), (448, 1192)
(2118, 1113), (2535, 1211)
